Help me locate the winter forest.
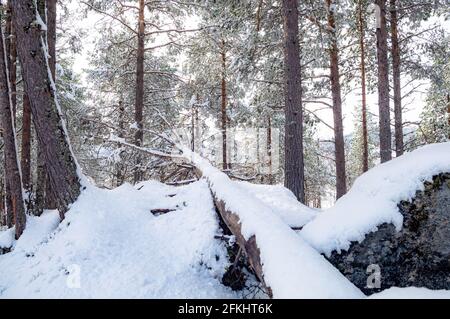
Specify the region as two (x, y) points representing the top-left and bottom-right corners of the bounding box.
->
(0, 0), (449, 299)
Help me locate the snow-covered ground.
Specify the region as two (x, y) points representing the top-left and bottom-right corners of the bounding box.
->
(369, 287), (450, 299)
(0, 181), (237, 298)
(1, 142), (449, 298)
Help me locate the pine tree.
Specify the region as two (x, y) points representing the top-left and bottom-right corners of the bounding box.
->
(0, 11), (26, 238)
(11, 0), (82, 217)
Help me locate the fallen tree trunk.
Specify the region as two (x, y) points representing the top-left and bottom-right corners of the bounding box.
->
(188, 165), (272, 296)
(112, 138), (363, 298)
(210, 190), (272, 297)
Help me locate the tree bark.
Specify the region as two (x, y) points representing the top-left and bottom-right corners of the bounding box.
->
(212, 193), (272, 297)
(116, 99), (125, 187)
(43, 0), (58, 209)
(0, 20), (26, 238)
(390, 0), (403, 157)
(11, 0), (81, 217)
(47, 0), (57, 79)
(375, 0), (392, 162)
(35, 146), (46, 216)
(0, 179), (5, 226)
(267, 116), (273, 184)
(20, 94), (32, 192)
(326, 0), (347, 199)
(220, 39), (228, 170)
(281, 0), (305, 203)
(5, 2), (17, 124)
(133, 0), (145, 183)
(358, 0), (369, 172)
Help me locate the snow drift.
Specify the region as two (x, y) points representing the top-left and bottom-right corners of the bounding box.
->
(0, 181), (236, 298)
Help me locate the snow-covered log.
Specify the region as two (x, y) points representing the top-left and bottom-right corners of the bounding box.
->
(112, 139), (363, 298)
(210, 190), (271, 296)
(180, 147), (363, 298)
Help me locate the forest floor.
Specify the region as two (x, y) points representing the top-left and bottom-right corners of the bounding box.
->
(0, 143), (450, 298)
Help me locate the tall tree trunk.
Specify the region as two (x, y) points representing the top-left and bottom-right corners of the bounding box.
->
(267, 116), (273, 184)
(35, 147), (46, 216)
(326, 0), (347, 199)
(220, 39), (228, 170)
(281, 0), (305, 203)
(11, 0), (81, 218)
(133, 0), (145, 183)
(47, 0), (56, 78)
(116, 99), (125, 187)
(375, 0), (392, 162)
(0, 20), (26, 238)
(390, 0), (403, 157)
(43, 0), (58, 209)
(20, 94), (31, 192)
(5, 1), (17, 124)
(35, 0), (55, 213)
(0, 179), (5, 226)
(194, 93), (200, 152)
(191, 97), (195, 152)
(358, 0), (369, 172)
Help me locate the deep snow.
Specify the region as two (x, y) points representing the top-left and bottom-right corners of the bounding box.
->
(0, 180), (236, 298)
(1, 142), (449, 298)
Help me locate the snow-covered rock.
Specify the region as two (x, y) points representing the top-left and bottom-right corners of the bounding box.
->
(327, 172), (450, 294)
(300, 142), (450, 256)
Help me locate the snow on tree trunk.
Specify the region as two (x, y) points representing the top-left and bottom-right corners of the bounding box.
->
(281, 0), (305, 203)
(0, 19), (26, 239)
(11, 0), (82, 217)
(45, 0), (57, 209)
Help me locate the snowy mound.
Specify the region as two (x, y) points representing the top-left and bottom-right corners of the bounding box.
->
(300, 142), (450, 256)
(0, 181), (236, 298)
(235, 181), (317, 228)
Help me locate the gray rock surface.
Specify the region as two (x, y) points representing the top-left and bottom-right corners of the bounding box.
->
(328, 173), (450, 295)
